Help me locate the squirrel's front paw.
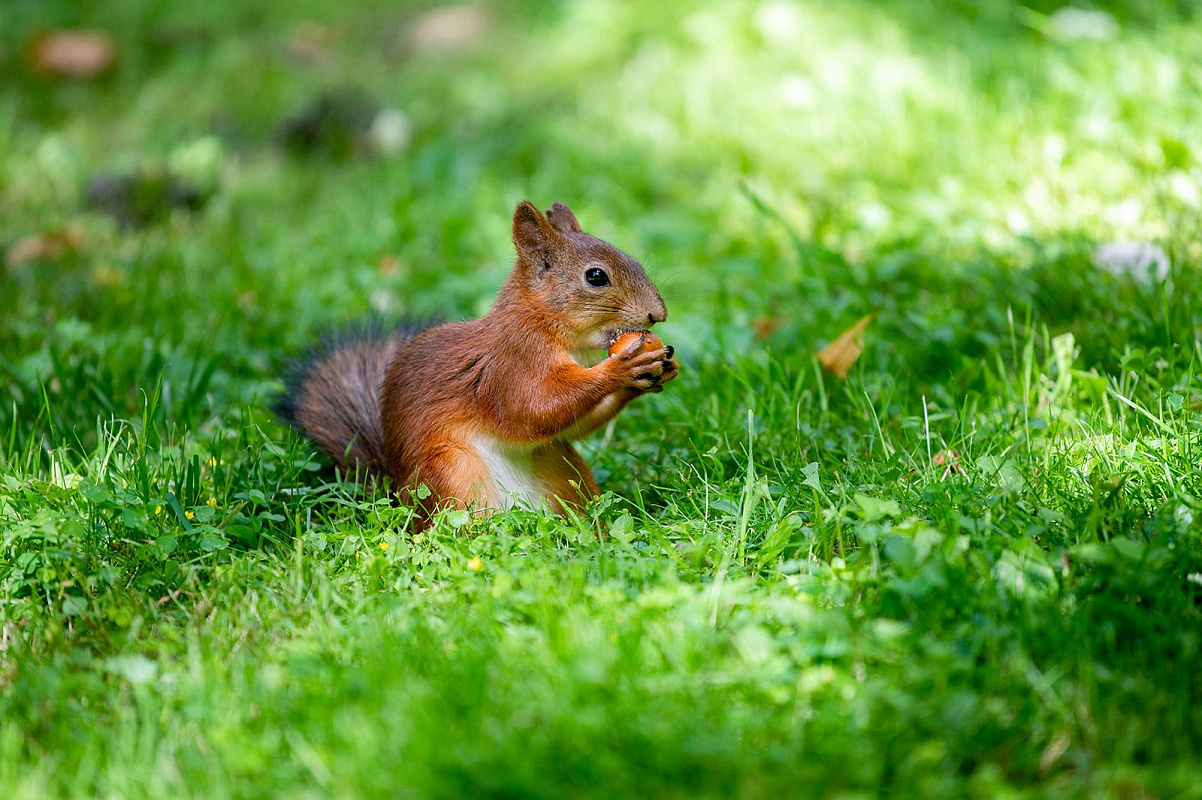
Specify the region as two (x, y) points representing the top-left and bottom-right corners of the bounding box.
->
(646, 352), (679, 393)
(608, 338), (677, 394)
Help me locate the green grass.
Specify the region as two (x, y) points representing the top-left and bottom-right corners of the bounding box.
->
(2, 0), (1202, 797)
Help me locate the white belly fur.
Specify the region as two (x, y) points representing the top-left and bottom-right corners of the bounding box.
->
(471, 435), (544, 509)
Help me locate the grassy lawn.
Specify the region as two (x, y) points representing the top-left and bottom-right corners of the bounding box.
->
(2, 0), (1201, 797)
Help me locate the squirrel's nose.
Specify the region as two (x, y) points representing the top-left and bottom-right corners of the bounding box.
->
(647, 297), (667, 325)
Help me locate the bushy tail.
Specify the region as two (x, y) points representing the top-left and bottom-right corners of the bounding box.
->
(274, 319), (431, 477)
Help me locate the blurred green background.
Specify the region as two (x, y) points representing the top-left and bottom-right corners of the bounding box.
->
(3, 0), (1200, 432)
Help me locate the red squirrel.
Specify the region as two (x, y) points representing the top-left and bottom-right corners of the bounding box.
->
(275, 201), (678, 525)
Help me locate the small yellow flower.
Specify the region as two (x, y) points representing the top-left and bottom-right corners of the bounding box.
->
(207, 457), (218, 467)
(466, 557), (483, 572)
(207, 497), (218, 508)
(185, 511), (194, 520)
(379, 541), (389, 551)
(155, 505), (162, 515)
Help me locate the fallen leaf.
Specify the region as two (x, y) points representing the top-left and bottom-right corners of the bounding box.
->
(30, 31), (117, 78)
(377, 255), (402, 276)
(752, 316), (779, 340)
(288, 21), (337, 61)
(816, 313), (875, 378)
(409, 5), (489, 53)
(5, 227), (84, 268)
(933, 449), (962, 479)
(932, 449), (959, 467)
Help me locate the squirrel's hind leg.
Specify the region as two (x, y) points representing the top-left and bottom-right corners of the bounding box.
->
(534, 442), (598, 515)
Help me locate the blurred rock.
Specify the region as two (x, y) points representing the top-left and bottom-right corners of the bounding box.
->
(276, 90), (378, 159)
(368, 108), (412, 156)
(85, 170), (210, 227)
(29, 30), (117, 78)
(277, 91), (410, 159)
(409, 5), (489, 53)
(1093, 241), (1170, 283)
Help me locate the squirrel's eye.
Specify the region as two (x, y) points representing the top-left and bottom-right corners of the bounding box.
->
(585, 267), (610, 287)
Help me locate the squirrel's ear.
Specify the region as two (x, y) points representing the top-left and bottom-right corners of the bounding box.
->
(512, 201), (560, 269)
(546, 201), (582, 233)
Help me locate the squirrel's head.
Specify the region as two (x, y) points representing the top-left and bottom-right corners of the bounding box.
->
(509, 201), (668, 351)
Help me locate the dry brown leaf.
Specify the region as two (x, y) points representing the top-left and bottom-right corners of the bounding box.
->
(5, 227), (84, 268)
(932, 449), (960, 468)
(30, 31), (117, 78)
(933, 449), (962, 480)
(816, 313), (875, 378)
(409, 5), (489, 53)
(288, 21), (337, 61)
(752, 316), (779, 341)
(377, 255), (402, 276)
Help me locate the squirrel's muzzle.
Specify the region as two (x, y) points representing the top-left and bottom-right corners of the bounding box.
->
(646, 293), (667, 325)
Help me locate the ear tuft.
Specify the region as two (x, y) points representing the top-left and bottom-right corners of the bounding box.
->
(512, 201), (559, 267)
(546, 201), (582, 233)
